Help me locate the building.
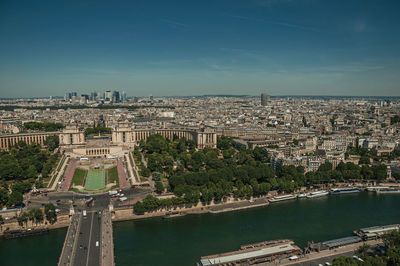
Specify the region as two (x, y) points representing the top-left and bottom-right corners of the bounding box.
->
(1, 123), (216, 152)
(105, 91), (112, 101)
(112, 123), (217, 149)
(112, 91), (120, 103)
(0, 132), (58, 151)
(261, 93), (269, 106)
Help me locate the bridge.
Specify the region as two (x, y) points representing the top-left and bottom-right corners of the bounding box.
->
(58, 210), (114, 266)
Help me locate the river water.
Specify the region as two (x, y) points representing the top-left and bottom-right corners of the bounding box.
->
(1, 192), (400, 265)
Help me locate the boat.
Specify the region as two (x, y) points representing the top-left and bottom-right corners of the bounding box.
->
(297, 193), (308, 198)
(268, 194), (297, 203)
(375, 188), (400, 194)
(366, 186), (389, 192)
(163, 210), (186, 219)
(306, 190), (329, 198)
(330, 188), (361, 194)
(2, 228), (49, 239)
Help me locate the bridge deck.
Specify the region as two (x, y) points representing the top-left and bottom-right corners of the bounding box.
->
(58, 210), (114, 266)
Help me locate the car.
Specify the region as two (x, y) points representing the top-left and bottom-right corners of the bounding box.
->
(249, 200), (255, 203)
(56, 199), (61, 202)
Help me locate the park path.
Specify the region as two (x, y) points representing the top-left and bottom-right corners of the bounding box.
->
(50, 156), (69, 191)
(117, 158), (130, 188)
(60, 159), (78, 191)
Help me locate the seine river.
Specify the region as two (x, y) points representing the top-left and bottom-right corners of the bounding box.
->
(1, 192), (400, 265)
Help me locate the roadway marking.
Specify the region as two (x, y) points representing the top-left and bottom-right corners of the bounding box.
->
(85, 212), (94, 266)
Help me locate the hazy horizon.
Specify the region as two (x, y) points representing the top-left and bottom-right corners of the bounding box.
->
(1, 0), (400, 97)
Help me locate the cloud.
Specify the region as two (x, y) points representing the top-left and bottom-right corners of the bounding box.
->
(160, 19), (188, 29)
(228, 13), (319, 33)
(352, 20), (367, 33)
(271, 21), (320, 32)
(253, 0), (295, 8)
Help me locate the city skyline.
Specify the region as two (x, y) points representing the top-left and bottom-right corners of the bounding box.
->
(1, 0), (400, 98)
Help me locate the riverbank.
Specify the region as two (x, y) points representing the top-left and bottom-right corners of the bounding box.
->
(112, 195), (271, 222)
(0, 214), (71, 236)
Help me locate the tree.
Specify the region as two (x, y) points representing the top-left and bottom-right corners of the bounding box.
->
(7, 191), (23, 207)
(44, 135), (59, 151)
(217, 136), (231, 150)
(29, 208), (44, 224)
(0, 189), (9, 206)
(332, 256), (358, 265)
(133, 201), (146, 215)
(17, 212), (29, 226)
(44, 203), (57, 223)
(155, 181), (164, 194)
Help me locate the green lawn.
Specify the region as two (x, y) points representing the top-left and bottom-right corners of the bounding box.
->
(85, 169), (106, 190)
(71, 168), (86, 186)
(107, 166), (119, 186)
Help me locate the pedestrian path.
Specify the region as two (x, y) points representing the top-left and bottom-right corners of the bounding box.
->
(117, 158), (130, 188)
(60, 159), (78, 191)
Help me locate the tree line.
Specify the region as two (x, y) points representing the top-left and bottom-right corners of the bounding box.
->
(23, 122), (64, 132)
(0, 142), (60, 207)
(133, 135), (389, 215)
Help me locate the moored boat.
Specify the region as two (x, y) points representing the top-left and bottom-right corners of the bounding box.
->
(297, 193), (308, 198)
(366, 186), (389, 192)
(375, 188), (400, 194)
(268, 194), (297, 203)
(330, 187), (361, 194)
(306, 190), (329, 198)
(163, 210), (186, 219)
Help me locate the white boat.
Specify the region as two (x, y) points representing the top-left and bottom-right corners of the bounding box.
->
(297, 193), (308, 198)
(330, 188), (361, 194)
(376, 188), (400, 194)
(367, 186), (389, 192)
(268, 194), (297, 203)
(306, 190), (329, 198)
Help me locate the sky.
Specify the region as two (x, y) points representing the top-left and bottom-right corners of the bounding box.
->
(0, 0), (400, 98)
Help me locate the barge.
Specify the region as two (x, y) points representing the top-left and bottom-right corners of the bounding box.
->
(306, 190), (329, 198)
(163, 210), (186, 219)
(199, 239), (301, 265)
(2, 228), (50, 239)
(375, 188), (400, 194)
(330, 188), (361, 194)
(268, 194), (297, 203)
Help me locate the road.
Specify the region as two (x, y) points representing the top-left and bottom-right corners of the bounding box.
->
(58, 213), (81, 266)
(289, 251), (354, 266)
(25, 187), (152, 213)
(72, 211), (101, 266)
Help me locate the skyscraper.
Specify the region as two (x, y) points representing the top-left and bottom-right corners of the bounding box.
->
(105, 90), (112, 101)
(261, 93), (268, 106)
(112, 91), (120, 103)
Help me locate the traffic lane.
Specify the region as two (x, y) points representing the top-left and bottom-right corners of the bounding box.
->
(87, 212), (102, 266)
(290, 251), (354, 266)
(73, 212), (93, 266)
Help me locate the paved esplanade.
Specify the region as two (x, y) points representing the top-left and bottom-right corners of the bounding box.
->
(58, 210), (115, 266)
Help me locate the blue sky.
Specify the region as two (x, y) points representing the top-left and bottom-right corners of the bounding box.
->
(0, 0), (399, 97)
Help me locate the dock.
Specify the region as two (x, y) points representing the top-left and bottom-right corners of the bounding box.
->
(199, 239), (301, 266)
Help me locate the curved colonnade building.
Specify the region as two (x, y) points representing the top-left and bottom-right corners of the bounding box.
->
(0, 124), (217, 156)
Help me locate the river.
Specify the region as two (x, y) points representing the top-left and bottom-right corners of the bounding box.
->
(1, 192), (400, 265)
